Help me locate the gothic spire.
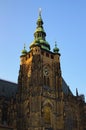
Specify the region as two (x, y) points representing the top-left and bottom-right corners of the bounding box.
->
(76, 88), (79, 96)
(30, 9), (50, 51)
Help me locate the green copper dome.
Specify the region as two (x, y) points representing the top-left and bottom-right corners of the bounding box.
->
(30, 9), (50, 51)
(21, 44), (27, 55)
(53, 42), (59, 53)
(34, 27), (45, 33)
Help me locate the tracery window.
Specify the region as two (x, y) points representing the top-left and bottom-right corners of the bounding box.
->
(44, 76), (50, 86)
(43, 106), (51, 124)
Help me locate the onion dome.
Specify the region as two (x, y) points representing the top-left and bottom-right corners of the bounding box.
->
(53, 42), (59, 53)
(21, 44), (27, 55)
(30, 9), (50, 51)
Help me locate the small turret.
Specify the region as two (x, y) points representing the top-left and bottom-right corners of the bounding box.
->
(21, 44), (27, 55)
(53, 42), (59, 53)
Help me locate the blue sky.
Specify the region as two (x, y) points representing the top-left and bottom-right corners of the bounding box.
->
(0, 0), (86, 99)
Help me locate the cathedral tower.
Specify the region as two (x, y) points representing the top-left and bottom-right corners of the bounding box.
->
(17, 10), (64, 130)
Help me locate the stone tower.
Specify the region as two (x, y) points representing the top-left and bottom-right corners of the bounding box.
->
(17, 10), (64, 130)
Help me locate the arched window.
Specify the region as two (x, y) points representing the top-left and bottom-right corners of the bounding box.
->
(43, 106), (51, 124)
(44, 76), (50, 87)
(47, 77), (50, 86)
(44, 76), (46, 86)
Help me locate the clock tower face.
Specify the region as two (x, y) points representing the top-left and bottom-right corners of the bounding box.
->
(43, 66), (50, 76)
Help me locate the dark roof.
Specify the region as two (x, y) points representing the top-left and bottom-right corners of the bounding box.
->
(62, 78), (73, 95)
(0, 79), (17, 98)
(0, 78), (72, 99)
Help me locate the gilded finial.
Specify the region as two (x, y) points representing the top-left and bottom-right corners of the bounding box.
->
(39, 8), (42, 16)
(24, 43), (26, 50)
(55, 41), (57, 47)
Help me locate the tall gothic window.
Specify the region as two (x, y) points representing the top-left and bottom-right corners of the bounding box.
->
(44, 76), (50, 86)
(43, 106), (51, 124)
(44, 76), (46, 86)
(47, 77), (50, 86)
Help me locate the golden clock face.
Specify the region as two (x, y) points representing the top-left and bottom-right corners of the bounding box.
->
(43, 66), (49, 76)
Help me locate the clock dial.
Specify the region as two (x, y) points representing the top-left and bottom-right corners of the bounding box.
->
(43, 66), (49, 76)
